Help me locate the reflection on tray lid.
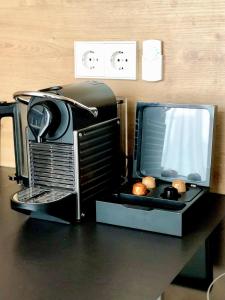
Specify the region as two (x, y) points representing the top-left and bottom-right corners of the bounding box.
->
(133, 103), (215, 187)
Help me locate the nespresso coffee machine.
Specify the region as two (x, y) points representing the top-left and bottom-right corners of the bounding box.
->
(0, 81), (120, 224)
(96, 102), (216, 236)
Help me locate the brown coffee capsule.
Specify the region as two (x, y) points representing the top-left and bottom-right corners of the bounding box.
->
(142, 176), (156, 189)
(172, 179), (186, 193)
(132, 182), (148, 196)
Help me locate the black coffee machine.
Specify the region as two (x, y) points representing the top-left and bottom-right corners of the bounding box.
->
(6, 81), (120, 224)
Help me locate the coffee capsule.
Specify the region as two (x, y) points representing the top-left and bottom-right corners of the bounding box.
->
(132, 182), (148, 196)
(172, 179), (186, 193)
(161, 186), (179, 200)
(142, 176), (156, 189)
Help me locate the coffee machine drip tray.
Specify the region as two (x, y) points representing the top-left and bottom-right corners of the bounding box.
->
(12, 187), (74, 204)
(11, 187), (77, 224)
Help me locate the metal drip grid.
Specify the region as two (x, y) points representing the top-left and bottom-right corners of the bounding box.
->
(14, 187), (74, 204)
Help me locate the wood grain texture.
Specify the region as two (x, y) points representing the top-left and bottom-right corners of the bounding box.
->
(0, 0), (225, 193)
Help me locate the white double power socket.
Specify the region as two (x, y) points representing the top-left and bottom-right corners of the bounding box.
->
(74, 41), (136, 80)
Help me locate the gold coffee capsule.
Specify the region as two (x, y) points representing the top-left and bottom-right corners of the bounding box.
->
(172, 179), (186, 193)
(142, 176), (156, 189)
(132, 182), (148, 196)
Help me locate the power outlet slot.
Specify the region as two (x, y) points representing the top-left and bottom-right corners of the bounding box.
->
(74, 41), (136, 80)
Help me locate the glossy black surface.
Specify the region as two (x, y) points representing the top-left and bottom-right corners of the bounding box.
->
(161, 186), (180, 200)
(0, 167), (225, 300)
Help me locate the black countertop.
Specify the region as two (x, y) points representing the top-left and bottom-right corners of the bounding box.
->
(0, 167), (225, 300)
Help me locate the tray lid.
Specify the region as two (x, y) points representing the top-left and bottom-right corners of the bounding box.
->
(133, 102), (215, 187)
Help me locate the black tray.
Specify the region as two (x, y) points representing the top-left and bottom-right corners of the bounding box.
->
(111, 182), (203, 211)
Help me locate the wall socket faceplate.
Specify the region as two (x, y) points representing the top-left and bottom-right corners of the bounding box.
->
(74, 41), (136, 80)
(75, 42), (104, 78)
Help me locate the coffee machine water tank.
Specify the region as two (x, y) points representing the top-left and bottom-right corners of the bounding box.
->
(0, 100), (29, 184)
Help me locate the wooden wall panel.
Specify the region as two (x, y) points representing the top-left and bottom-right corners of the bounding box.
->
(0, 0), (225, 194)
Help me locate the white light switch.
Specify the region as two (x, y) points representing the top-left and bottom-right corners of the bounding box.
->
(142, 40), (163, 82)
